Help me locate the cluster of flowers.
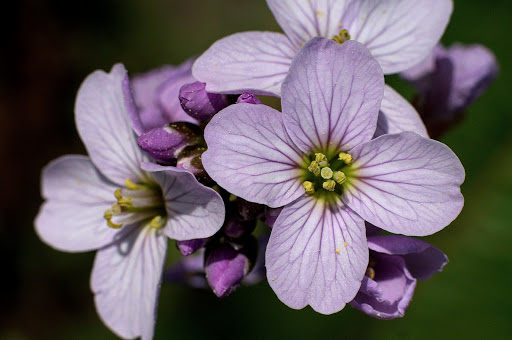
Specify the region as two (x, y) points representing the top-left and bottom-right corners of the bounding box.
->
(35, 1), (497, 339)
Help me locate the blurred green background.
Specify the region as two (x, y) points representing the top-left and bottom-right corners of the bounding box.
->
(1, 0), (511, 339)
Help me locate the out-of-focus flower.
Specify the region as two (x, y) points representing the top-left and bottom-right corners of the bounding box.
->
(350, 235), (448, 319)
(202, 38), (464, 314)
(401, 43), (498, 137)
(35, 64), (225, 340)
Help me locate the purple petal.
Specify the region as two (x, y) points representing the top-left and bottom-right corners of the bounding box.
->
(266, 196), (368, 314)
(202, 103), (304, 208)
(91, 225), (167, 340)
(368, 235), (448, 280)
(75, 63), (149, 186)
(266, 0), (347, 47)
(347, 0), (453, 74)
(344, 132), (465, 236)
(192, 31), (297, 97)
(35, 155), (119, 252)
(282, 38), (383, 153)
(131, 65), (176, 135)
(142, 163), (225, 240)
(374, 85), (428, 138)
(350, 255), (416, 319)
(236, 93), (263, 105)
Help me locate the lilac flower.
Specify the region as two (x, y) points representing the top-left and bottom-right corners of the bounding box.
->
(401, 43), (498, 137)
(193, 0), (452, 136)
(35, 64), (225, 340)
(202, 38), (464, 314)
(179, 81), (232, 122)
(350, 235), (448, 319)
(130, 58), (198, 134)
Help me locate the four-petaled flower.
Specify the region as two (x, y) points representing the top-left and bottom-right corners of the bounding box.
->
(35, 64), (225, 340)
(202, 38), (464, 314)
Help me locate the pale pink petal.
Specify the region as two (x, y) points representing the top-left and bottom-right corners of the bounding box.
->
(193, 31), (297, 97)
(266, 196), (368, 314)
(75, 63), (150, 186)
(35, 155), (120, 252)
(91, 225), (167, 340)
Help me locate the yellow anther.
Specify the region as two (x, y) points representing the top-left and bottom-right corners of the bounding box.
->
(322, 179), (336, 191)
(114, 189), (123, 200)
(104, 208), (123, 229)
(365, 267), (376, 280)
(315, 153), (329, 167)
(150, 215), (166, 228)
(308, 160), (320, 176)
(320, 167), (333, 179)
(125, 179), (141, 190)
(339, 152), (353, 164)
(107, 219), (123, 229)
(333, 171), (346, 185)
(117, 197), (133, 208)
(333, 29), (351, 45)
(303, 181), (315, 195)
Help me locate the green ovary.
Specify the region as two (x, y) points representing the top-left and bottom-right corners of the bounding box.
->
(301, 151), (354, 200)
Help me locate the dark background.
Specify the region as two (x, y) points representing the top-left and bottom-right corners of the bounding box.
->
(1, 0), (511, 339)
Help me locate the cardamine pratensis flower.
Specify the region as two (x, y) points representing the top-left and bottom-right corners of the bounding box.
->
(193, 0), (453, 136)
(35, 64), (225, 340)
(350, 235), (448, 319)
(202, 38), (464, 314)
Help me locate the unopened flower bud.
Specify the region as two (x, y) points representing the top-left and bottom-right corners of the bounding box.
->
(236, 93), (263, 105)
(176, 238), (209, 256)
(137, 122), (201, 164)
(176, 147), (211, 184)
(223, 217), (255, 240)
(179, 81), (231, 122)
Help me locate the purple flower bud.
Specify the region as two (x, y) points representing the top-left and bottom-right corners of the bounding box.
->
(205, 243), (250, 297)
(236, 93), (263, 105)
(179, 81), (231, 122)
(350, 235), (448, 319)
(137, 122), (201, 164)
(176, 147), (211, 184)
(236, 198), (264, 221)
(223, 217), (255, 240)
(176, 238), (209, 256)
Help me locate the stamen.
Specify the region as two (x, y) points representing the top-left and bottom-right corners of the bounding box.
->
(104, 208), (123, 229)
(365, 267), (376, 280)
(320, 167), (333, 179)
(315, 153), (329, 167)
(338, 152), (353, 164)
(303, 181), (315, 195)
(150, 215), (166, 228)
(322, 180), (336, 192)
(333, 171), (346, 184)
(308, 161), (320, 176)
(332, 29), (351, 45)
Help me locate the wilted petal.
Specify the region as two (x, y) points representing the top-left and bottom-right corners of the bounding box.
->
(193, 31), (297, 97)
(374, 85), (428, 138)
(350, 255), (416, 319)
(75, 64), (149, 185)
(348, 0), (453, 74)
(282, 38), (383, 153)
(344, 132), (464, 236)
(142, 163), (225, 240)
(91, 225), (167, 340)
(266, 0), (348, 47)
(203, 103), (304, 208)
(266, 196), (368, 314)
(35, 155), (119, 252)
(368, 235), (448, 280)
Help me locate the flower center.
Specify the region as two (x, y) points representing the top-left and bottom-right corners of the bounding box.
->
(104, 179), (167, 229)
(332, 29), (351, 45)
(302, 152), (353, 197)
